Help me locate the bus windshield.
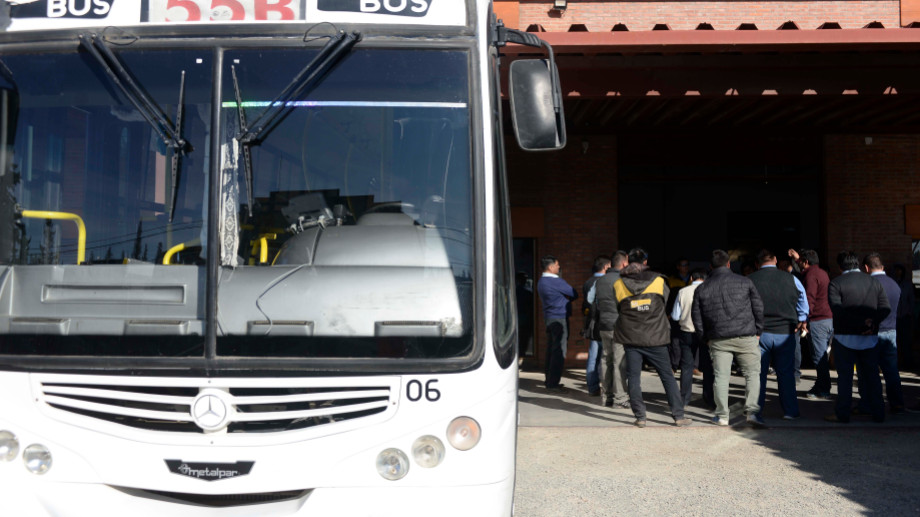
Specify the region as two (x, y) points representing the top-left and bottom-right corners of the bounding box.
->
(0, 43), (475, 363)
(0, 46), (212, 358)
(216, 48), (474, 360)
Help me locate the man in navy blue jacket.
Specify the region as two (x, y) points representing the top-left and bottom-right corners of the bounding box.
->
(537, 255), (578, 391)
(854, 253), (905, 415)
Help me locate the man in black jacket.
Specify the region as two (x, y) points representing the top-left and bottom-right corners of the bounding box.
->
(825, 251), (891, 423)
(692, 249), (765, 428)
(614, 248), (691, 427)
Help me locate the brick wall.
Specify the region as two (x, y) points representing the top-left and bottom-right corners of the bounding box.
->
(506, 133), (920, 368)
(508, 135), (618, 366)
(518, 0), (900, 31)
(824, 134), (920, 275)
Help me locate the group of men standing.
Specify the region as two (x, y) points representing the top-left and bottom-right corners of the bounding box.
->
(536, 246), (907, 427)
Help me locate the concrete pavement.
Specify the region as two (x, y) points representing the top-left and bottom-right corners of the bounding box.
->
(513, 366), (920, 516)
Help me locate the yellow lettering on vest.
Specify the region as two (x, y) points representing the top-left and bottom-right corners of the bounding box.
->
(630, 298), (651, 308)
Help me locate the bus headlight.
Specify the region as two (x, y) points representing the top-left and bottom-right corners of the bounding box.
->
(376, 448), (409, 481)
(447, 417), (481, 451)
(0, 431), (19, 461)
(412, 435), (445, 468)
(23, 444), (52, 475)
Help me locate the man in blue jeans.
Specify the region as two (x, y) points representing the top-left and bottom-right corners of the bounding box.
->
(790, 249), (834, 400)
(856, 253), (906, 414)
(748, 250), (808, 425)
(582, 255), (611, 397)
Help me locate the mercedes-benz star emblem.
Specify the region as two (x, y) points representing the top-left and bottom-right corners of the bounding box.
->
(191, 390), (232, 432)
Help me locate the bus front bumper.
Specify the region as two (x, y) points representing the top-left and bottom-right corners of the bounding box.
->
(1, 473), (514, 517)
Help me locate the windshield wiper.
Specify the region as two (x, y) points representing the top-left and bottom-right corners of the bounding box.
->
(78, 33), (190, 222)
(230, 65), (254, 219)
(231, 30), (360, 218)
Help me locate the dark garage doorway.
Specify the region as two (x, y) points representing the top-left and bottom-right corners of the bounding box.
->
(617, 132), (822, 270)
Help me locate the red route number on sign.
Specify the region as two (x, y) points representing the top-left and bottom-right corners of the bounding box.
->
(155, 0), (297, 22)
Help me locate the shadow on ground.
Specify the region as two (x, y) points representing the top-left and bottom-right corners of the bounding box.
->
(518, 366), (920, 513)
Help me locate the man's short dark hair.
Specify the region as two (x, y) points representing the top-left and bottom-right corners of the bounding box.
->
(690, 268), (707, 281)
(863, 252), (884, 271)
(711, 249), (730, 269)
(837, 251), (860, 271)
(541, 255), (558, 272)
(627, 247), (648, 264)
(676, 257), (690, 267)
(611, 250), (628, 269)
(756, 249), (775, 265)
(800, 249), (820, 266)
(593, 255), (612, 273)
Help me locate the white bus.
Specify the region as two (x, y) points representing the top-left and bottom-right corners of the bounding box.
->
(0, 1), (564, 515)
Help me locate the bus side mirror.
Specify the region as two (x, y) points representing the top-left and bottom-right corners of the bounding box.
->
(508, 59), (566, 151)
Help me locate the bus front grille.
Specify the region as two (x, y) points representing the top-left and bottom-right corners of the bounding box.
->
(33, 374), (398, 434)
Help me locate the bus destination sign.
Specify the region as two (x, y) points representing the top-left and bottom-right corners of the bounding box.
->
(2, 0), (465, 31)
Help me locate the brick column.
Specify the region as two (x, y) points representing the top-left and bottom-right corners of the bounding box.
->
(507, 135), (618, 367)
(824, 134), (920, 274)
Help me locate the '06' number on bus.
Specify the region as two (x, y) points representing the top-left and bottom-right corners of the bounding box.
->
(406, 379), (441, 402)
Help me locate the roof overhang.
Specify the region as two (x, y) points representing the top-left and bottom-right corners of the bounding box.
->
(500, 27), (920, 132)
(501, 27), (920, 55)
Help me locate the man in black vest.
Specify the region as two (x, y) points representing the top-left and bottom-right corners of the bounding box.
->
(825, 251), (890, 423)
(748, 249), (807, 425)
(582, 255), (611, 397)
(595, 250), (629, 408)
(692, 249), (765, 428)
(614, 248), (691, 427)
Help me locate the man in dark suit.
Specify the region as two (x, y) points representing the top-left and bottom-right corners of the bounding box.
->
(825, 251), (891, 423)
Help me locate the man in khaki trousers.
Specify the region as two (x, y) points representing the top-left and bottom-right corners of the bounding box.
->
(691, 249), (765, 428)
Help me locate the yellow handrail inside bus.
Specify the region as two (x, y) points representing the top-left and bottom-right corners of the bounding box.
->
(259, 235), (269, 264)
(20, 210), (86, 265)
(163, 238), (201, 265)
(249, 233), (277, 265)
